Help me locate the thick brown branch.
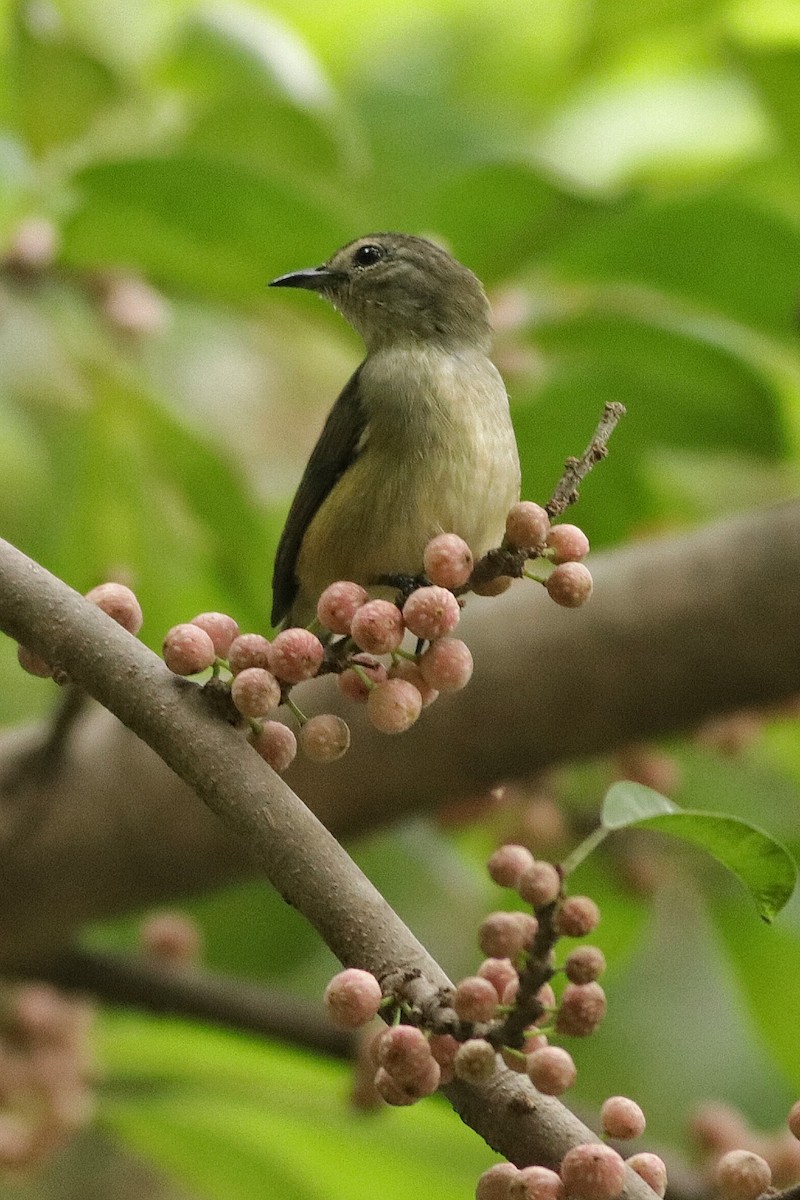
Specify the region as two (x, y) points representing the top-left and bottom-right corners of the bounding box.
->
(0, 537), (657, 1192)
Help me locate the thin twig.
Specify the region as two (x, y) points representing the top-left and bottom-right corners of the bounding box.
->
(546, 402), (626, 518)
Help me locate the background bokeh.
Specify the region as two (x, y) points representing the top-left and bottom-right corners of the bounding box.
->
(2, 0), (800, 1196)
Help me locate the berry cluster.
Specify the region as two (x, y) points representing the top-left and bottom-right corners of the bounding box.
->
(16, 505), (592, 772)
(322, 839), (665, 1199)
(691, 1100), (800, 1198)
(0, 984), (96, 1171)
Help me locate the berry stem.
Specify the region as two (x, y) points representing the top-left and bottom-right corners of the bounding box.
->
(285, 696), (308, 726)
(560, 826), (609, 877)
(523, 568), (548, 584)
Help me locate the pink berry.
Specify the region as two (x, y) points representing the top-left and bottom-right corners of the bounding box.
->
(374, 1066), (416, 1106)
(423, 533), (473, 589)
(454, 1038), (497, 1083)
(477, 1163), (519, 1200)
(140, 911), (203, 965)
(545, 562), (593, 608)
(513, 1166), (565, 1200)
(268, 627), (324, 683)
(505, 501), (550, 551)
(601, 1096), (646, 1140)
(338, 655), (388, 702)
(5, 215), (59, 273)
(377, 1025), (438, 1089)
(479, 912), (526, 959)
(366, 678), (423, 733)
(715, 1151), (772, 1200)
(299, 714), (351, 762)
(250, 721), (297, 772)
(690, 1103), (749, 1153)
(350, 599), (405, 655)
(626, 1154), (667, 1197)
(316, 581), (369, 635)
(518, 861), (561, 907)
(163, 623), (216, 675)
(565, 946), (606, 985)
(514, 911), (540, 946)
(231, 667), (281, 717)
(103, 274), (169, 337)
(190, 612), (240, 657)
(526, 1046), (577, 1095)
(402, 586), (460, 641)
(546, 524), (590, 564)
(453, 976), (499, 1023)
(555, 982), (607, 1037)
(555, 896), (600, 938)
(85, 582), (143, 635)
(429, 1034), (459, 1085)
(789, 1099), (800, 1140)
(478, 958), (518, 999)
(488, 844), (536, 889)
(418, 638), (473, 691)
(560, 1144), (626, 1200)
(324, 968), (383, 1029)
(17, 643), (54, 678)
(389, 658), (439, 707)
(228, 633), (272, 673)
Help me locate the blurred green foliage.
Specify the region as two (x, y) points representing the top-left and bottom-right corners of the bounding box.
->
(2, 0), (800, 1195)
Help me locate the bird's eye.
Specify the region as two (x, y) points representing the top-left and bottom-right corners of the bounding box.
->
(353, 243), (385, 267)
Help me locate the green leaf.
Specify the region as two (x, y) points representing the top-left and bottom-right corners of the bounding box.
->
(601, 784), (797, 921)
(62, 156), (348, 303)
(601, 781), (678, 827)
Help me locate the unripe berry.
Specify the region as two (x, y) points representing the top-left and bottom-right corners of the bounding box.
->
(429, 1033), (459, 1085)
(512, 1166), (565, 1200)
(715, 1151), (772, 1200)
(789, 1099), (800, 1140)
(505, 501), (550, 551)
(389, 658), (439, 707)
(479, 912), (526, 959)
(299, 713), (351, 762)
(268, 628), (324, 683)
(375, 1057), (440, 1103)
(228, 633), (272, 673)
(374, 1066), (416, 1106)
(526, 1046), (577, 1095)
(546, 524), (590, 564)
(626, 1154), (667, 1198)
(367, 678), (422, 733)
(338, 655), (388, 702)
(85, 582), (143, 635)
(324, 968), (383, 1029)
(424, 533), (473, 589)
(418, 637), (473, 691)
(140, 911), (202, 966)
(518, 862), (560, 907)
(477, 1163), (519, 1200)
(478, 958), (518, 1000)
(601, 1096), (646, 1140)
(488, 844), (536, 889)
(545, 562), (593, 608)
(17, 643), (54, 678)
(377, 1025), (438, 1089)
(565, 946), (606, 985)
(454, 1038), (497, 1083)
(316, 581), (368, 635)
(402, 586), (460, 641)
(555, 896), (600, 938)
(231, 667), (281, 717)
(514, 911), (540, 946)
(350, 599), (405, 654)
(190, 612), (239, 657)
(163, 623), (216, 675)
(555, 982), (607, 1037)
(560, 1144), (626, 1200)
(453, 976), (499, 1023)
(251, 721), (297, 772)
(536, 982), (556, 1017)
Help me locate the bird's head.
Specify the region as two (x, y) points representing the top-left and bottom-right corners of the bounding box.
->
(270, 233), (492, 352)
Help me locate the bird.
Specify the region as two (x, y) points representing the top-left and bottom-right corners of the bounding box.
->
(269, 233), (521, 629)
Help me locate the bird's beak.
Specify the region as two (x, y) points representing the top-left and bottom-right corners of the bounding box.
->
(269, 266), (337, 291)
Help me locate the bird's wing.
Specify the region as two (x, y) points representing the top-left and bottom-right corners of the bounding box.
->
(271, 365), (367, 627)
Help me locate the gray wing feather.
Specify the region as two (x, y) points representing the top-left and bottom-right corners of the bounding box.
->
(271, 365), (366, 626)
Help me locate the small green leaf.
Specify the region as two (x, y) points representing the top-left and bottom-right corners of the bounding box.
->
(601, 783), (796, 921)
(602, 781), (678, 827)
